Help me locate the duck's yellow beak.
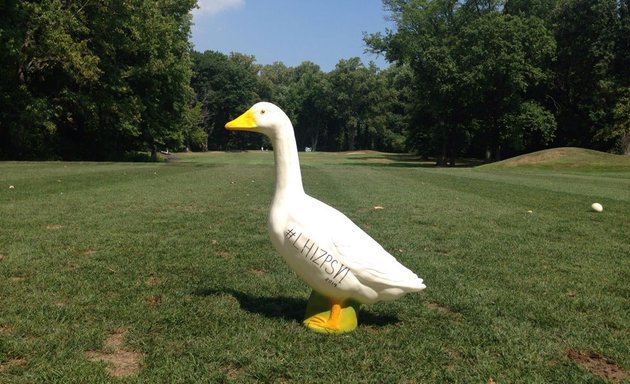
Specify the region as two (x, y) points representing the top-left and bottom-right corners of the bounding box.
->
(225, 109), (257, 131)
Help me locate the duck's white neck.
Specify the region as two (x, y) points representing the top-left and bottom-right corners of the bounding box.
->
(269, 122), (305, 197)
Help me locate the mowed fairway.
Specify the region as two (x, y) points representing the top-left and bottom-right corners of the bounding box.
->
(1, 150), (629, 383)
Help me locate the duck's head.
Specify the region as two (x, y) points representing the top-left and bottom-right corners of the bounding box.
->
(225, 102), (291, 138)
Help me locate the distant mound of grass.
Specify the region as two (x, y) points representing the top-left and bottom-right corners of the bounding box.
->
(481, 147), (630, 171)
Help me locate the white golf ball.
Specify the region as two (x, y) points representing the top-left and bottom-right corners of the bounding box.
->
(591, 203), (603, 212)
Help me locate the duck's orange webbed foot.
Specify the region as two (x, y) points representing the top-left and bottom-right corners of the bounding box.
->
(303, 290), (360, 334)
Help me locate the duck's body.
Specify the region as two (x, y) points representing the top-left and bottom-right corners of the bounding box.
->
(226, 102), (425, 333)
(269, 193), (425, 304)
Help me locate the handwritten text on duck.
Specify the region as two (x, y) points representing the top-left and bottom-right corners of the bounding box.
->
(285, 228), (351, 287)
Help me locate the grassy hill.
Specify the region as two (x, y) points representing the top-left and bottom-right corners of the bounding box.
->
(480, 147), (630, 171)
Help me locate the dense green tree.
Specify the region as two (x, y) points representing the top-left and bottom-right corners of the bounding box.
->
(606, 0), (630, 154)
(191, 51), (260, 150)
(610, 92), (630, 154)
(129, 0), (197, 159)
(552, 0), (621, 149)
(0, 0), (99, 159)
(457, 12), (556, 159)
(256, 59), (407, 152)
(288, 62), (331, 151)
(501, 0), (629, 155)
(0, 0), (196, 160)
(504, 0), (558, 20)
(258, 62), (294, 108)
(327, 58), (380, 151)
(366, 0), (473, 164)
(367, 0), (557, 163)
(370, 64), (414, 152)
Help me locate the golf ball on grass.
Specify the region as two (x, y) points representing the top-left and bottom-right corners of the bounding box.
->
(591, 203), (603, 212)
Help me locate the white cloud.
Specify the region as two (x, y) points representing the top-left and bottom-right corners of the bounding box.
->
(193, 0), (245, 16)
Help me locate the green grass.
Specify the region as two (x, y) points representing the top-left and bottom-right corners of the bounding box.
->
(1, 150), (629, 383)
(482, 147), (630, 171)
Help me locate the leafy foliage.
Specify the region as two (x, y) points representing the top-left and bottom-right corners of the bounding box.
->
(365, 0), (557, 162)
(0, 0), (628, 160)
(190, 51), (260, 150)
(0, 0), (196, 160)
(552, 0), (622, 151)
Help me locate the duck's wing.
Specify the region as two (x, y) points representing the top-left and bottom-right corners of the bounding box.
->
(300, 195), (425, 293)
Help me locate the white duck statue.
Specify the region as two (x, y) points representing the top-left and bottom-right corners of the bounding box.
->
(225, 102), (425, 333)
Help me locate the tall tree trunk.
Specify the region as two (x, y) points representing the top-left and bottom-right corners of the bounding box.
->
(311, 131), (319, 152)
(622, 132), (630, 155)
(437, 138), (447, 166)
(347, 125), (357, 151)
(494, 144), (502, 161)
(485, 147), (492, 162)
(448, 149), (456, 167)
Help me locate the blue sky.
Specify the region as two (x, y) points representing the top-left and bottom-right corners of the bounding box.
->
(190, 0), (393, 72)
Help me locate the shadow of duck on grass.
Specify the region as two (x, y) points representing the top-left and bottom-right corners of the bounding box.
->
(193, 287), (401, 328)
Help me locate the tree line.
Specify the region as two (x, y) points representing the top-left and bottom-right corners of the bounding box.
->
(1, 0), (628, 162)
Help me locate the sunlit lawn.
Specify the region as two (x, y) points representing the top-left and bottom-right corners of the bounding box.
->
(1, 151), (629, 383)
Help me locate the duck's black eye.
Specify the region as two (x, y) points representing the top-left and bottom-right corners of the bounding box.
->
(261, 109), (266, 114)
